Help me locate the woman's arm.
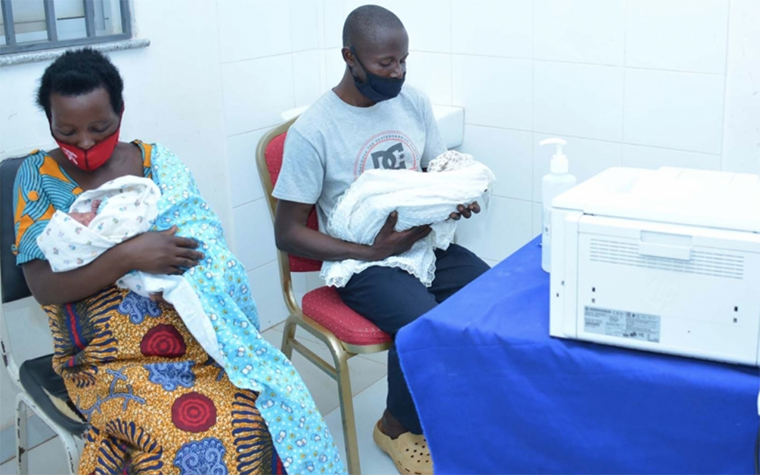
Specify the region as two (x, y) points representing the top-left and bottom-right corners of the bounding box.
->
(274, 200), (431, 262)
(23, 226), (203, 305)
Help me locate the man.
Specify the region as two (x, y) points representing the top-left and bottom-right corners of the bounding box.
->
(272, 5), (490, 474)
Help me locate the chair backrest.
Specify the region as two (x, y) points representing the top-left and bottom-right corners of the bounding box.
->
(256, 118), (323, 273)
(1, 155), (43, 386)
(1, 157), (32, 304)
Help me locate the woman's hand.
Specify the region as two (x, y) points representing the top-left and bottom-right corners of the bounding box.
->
(23, 227), (203, 306)
(449, 202), (481, 220)
(120, 226), (204, 275)
(150, 292), (170, 306)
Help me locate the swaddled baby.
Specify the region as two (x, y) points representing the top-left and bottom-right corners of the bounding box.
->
(322, 150), (496, 287)
(36, 175), (222, 362)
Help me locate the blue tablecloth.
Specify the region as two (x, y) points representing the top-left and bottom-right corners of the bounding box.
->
(397, 238), (757, 474)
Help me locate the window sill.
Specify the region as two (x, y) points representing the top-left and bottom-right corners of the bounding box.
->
(0, 38), (150, 67)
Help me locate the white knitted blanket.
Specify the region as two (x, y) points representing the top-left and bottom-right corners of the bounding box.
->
(322, 151), (496, 287)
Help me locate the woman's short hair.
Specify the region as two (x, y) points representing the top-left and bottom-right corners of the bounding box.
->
(37, 47), (124, 118)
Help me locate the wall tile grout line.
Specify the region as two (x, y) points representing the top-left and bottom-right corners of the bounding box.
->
(446, 52), (727, 77)
(232, 196), (265, 211)
(245, 257), (279, 274)
(220, 48), (323, 66)
(449, 0), (454, 107)
(464, 122), (724, 157)
(226, 125), (280, 140)
(719, 0), (734, 172)
(530, 0), (536, 233)
(621, 0), (629, 146)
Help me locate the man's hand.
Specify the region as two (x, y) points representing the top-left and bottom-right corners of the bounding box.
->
(369, 212), (432, 261)
(449, 202), (481, 220)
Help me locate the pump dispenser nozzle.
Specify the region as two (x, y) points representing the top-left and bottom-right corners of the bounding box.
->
(539, 138), (569, 174)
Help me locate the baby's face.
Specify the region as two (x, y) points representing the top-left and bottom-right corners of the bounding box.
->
(69, 199), (103, 226)
(70, 211), (97, 226)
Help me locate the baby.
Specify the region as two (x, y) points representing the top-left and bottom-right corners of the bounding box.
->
(68, 199), (102, 226)
(321, 150), (495, 287)
(67, 196), (174, 304)
(36, 175), (222, 362)
(38, 176), (161, 271)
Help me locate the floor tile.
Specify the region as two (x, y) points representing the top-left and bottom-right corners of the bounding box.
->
(261, 328), (388, 417)
(0, 436), (67, 475)
(356, 350), (389, 366)
(324, 378), (399, 475)
(268, 320), (389, 367)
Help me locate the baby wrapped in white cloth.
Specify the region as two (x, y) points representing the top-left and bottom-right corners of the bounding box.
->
(36, 175), (222, 363)
(322, 150), (496, 287)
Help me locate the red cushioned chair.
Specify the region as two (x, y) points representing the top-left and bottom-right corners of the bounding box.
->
(256, 118), (392, 475)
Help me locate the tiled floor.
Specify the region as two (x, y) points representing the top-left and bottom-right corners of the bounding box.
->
(324, 378), (401, 475)
(0, 437), (66, 475)
(262, 322), (390, 417)
(0, 325), (398, 475)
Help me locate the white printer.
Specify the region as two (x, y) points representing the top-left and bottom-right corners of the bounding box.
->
(549, 166), (760, 366)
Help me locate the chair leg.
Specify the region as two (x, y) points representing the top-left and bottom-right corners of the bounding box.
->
(333, 345), (361, 475)
(59, 432), (81, 475)
(281, 316), (297, 359)
(15, 394), (29, 475)
(15, 393), (83, 475)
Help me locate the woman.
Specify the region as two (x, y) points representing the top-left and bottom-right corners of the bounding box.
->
(13, 48), (341, 475)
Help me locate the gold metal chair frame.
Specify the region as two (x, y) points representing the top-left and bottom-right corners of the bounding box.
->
(256, 118), (391, 475)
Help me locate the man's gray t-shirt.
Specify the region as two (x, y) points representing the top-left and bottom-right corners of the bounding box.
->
(272, 85), (447, 233)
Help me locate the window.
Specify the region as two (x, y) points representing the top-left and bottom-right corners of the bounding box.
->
(1, 0), (132, 55)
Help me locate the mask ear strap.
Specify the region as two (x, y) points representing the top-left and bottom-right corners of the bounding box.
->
(349, 46), (367, 71)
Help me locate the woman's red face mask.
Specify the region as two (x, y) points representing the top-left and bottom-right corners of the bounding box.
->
(49, 89), (123, 172)
(54, 124), (121, 172)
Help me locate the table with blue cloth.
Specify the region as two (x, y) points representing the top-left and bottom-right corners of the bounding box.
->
(397, 237), (757, 474)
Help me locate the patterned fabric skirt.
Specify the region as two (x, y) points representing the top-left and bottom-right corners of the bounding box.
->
(45, 286), (285, 475)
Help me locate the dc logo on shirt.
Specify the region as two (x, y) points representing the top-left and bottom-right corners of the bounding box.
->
(372, 142), (407, 170)
(354, 131), (420, 178)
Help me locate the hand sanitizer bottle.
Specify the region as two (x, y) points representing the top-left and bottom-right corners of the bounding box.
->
(539, 138), (576, 273)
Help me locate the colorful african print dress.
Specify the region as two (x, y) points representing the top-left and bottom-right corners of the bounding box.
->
(13, 142), (346, 475)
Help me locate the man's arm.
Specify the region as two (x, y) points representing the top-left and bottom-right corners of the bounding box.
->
(274, 200), (431, 262)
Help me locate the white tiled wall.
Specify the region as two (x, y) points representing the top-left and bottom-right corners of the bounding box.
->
(721, 0), (760, 174)
(315, 0), (758, 270)
(625, 0), (730, 74)
(221, 0), (760, 332)
(218, 0), (328, 333)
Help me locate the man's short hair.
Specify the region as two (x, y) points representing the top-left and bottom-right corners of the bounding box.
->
(342, 5), (405, 50)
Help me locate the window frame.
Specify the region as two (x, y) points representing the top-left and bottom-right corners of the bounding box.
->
(1, 0), (132, 55)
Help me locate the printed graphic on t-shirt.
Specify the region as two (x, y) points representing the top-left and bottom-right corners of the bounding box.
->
(354, 131), (420, 178)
